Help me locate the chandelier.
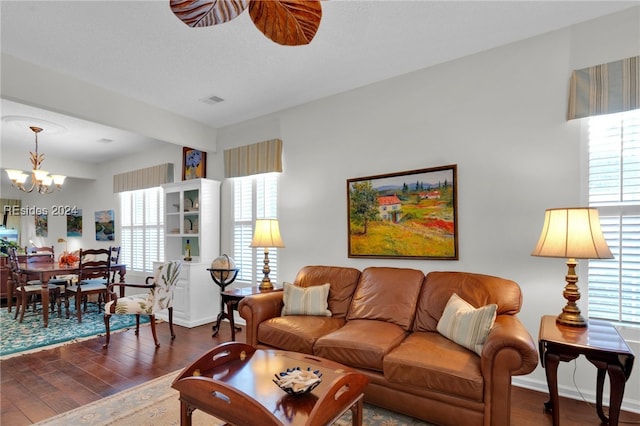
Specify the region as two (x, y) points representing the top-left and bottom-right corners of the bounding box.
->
(5, 126), (66, 194)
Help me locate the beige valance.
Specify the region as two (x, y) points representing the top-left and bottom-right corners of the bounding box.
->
(113, 163), (174, 193)
(224, 139), (283, 178)
(568, 56), (639, 120)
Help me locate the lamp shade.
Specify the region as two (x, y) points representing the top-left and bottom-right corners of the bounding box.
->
(531, 207), (613, 259)
(250, 219), (285, 248)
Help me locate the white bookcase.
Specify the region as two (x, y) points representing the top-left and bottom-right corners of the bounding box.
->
(158, 178), (221, 328)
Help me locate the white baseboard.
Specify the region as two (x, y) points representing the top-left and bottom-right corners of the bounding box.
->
(513, 376), (640, 414)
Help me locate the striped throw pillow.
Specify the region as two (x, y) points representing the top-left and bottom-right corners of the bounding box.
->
(436, 293), (497, 356)
(281, 282), (331, 316)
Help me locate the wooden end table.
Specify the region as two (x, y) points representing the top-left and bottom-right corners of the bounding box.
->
(538, 315), (635, 426)
(172, 342), (369, 426)
(212, 285), (282, 340)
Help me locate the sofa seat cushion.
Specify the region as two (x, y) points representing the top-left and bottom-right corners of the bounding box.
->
(314, 319), (407, 371)
(384, 331), (484, 402)
(258, 316), (345, 354)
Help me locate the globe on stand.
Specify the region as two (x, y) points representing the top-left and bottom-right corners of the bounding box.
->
(209, 254), (238, 285)
(207, 254), (240, 338)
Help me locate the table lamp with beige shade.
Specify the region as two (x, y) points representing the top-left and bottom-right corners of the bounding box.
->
(250, 219), (285, 290)
(531, 207), (614, 327)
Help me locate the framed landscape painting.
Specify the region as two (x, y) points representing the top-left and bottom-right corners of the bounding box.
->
(95, 210), (115, 241)
(347, 164), (458, 260)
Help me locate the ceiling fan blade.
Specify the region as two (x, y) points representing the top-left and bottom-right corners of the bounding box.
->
(249, 0), (322, 46)
(170, 0), (248, 27)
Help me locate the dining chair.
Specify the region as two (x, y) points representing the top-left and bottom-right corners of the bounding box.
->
(8, 248), (61, 323)
(103, 260), (182, 348)
(26, 246), (70, 316)
(109, 246), (121, 283)
(66, 247), (111, 323)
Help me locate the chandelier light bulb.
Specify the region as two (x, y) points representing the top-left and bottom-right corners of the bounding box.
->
(51, 175), (66, 186)
(33, 169), (50, 182)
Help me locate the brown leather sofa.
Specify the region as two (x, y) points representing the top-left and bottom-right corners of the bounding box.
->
(239, 266), (538, 426)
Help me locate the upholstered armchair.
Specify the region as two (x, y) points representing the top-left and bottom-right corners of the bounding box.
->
(103, 260), (182, 348)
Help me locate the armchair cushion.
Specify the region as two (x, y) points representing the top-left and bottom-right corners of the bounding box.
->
(105, 294), (151, 315)
(282, 282), (331, 316)
(436, 293), (497, 356)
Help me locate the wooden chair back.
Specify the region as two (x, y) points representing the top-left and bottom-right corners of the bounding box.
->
(78, 248), (111, 283)
(25, 246), (55, 264)
(110, 246), (121, 265)
(7, 248), (24, 284)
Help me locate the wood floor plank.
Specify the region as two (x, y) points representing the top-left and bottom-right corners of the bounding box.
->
(1, 320), (638, 425)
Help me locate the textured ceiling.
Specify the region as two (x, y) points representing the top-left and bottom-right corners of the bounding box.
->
(1, 0), (638, 163)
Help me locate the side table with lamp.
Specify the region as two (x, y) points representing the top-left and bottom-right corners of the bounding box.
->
(208, 218), (286, 340)
(532, 207), (635, 426)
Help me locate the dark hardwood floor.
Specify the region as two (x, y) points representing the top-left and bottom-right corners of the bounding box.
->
(1, 321), (638, 425)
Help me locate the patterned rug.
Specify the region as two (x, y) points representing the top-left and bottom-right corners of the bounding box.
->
(35, 370), (431, 426)
(0, 303), (150, 358)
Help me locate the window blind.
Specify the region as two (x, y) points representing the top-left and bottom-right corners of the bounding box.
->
(587, 109), (640, 324)
(232, 173), (279, 283)
(119, 187), (165, 273)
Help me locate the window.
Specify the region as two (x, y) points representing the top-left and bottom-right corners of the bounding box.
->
(231, 173), (279, 283)
(119, 187), (164, 273)
(587, 109), (640, 325)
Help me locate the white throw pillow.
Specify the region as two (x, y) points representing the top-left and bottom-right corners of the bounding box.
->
(436, 293), (497, 356)
(281, 282), (331, 316)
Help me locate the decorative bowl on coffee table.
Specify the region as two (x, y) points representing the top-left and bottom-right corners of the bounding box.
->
(273, 367), (322, 395)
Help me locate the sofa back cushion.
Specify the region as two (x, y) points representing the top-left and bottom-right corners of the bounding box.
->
(347, 267), (425, 331)
(293, 266), (361, 319)
(413, 271), (522, 332)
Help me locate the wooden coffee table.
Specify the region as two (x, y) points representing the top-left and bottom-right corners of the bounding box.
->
(172, 342), (369, 426)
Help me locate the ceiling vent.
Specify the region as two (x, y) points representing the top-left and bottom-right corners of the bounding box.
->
(200, 95), (225, 105)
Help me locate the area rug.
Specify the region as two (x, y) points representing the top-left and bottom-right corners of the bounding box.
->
(35, 369), (431, 425)
(0, 303), (150, 358)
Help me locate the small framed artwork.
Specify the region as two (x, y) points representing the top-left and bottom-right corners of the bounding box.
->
(95, 210), (115, 241)
(35, 214), (48, 237)
(182, 147), (207, 180)
(67, 209), (83, 237)
(347, 164), (458, 260)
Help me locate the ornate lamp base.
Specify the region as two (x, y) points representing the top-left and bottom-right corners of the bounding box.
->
(556, 258), (587, 328)
(258, 248), (274, 291)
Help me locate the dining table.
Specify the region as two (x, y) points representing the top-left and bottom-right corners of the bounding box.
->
(8, 262), (127, 327)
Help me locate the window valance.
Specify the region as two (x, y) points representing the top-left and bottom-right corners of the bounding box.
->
(568, 55), (639, 120)
(224, 139), (283, 178)
(113, 163), (174, 193)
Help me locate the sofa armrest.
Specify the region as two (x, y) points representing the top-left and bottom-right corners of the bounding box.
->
(238, 291), (285, 346)
(480, 314), (538, 426)
(481, 315), (538, 376)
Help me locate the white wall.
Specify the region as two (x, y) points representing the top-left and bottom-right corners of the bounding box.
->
(1, 6), (638, 413)
(213, 8), (640, 412)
